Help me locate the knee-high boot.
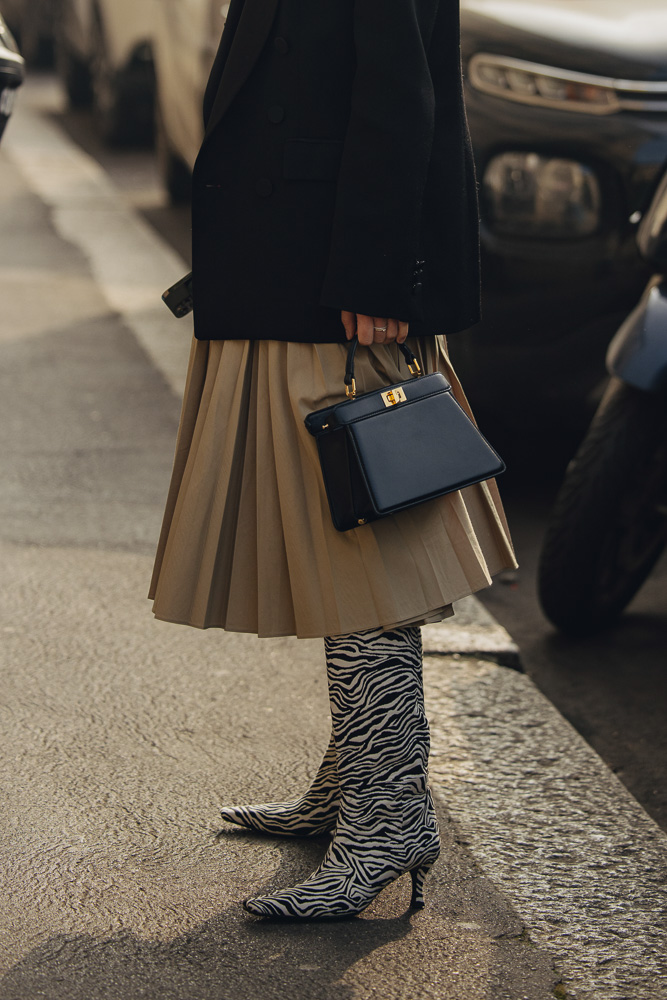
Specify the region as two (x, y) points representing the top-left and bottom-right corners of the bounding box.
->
(243, 626), (441, 919)
(220, 734), (340, 836)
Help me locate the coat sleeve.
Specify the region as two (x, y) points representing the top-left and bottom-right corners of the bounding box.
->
(319, 0), (439, 320)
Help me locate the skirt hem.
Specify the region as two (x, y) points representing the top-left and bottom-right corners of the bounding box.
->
(149, 573), (513, 640)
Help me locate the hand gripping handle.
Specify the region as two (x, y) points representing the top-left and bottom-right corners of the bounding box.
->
(344, 339), (423, 398)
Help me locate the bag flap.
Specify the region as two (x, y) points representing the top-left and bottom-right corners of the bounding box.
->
(305, 373), (452, 437)
(334, 372), (451, 426)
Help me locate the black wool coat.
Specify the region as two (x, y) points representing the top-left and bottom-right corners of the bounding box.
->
(192, 0), (481, 343)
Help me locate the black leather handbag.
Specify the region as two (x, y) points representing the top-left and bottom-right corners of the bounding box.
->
(305, 340), (505, 532)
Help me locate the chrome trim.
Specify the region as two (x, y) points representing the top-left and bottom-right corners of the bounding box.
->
(0, 48), (24, 67)
(469, 54), (667, 115)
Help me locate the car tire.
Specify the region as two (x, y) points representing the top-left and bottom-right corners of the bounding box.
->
(537, 378), (667, 636)
(90, 12), (154, 147)
(56, 35), (93, 109)
(89, 12), (132, 145)
(16, 13), (52, 67)
(155, 101), (192, 204)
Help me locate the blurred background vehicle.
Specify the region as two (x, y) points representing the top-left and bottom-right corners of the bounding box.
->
(454, 0), (667, 430)
(56, 0), (156, 145)
(0, 12), (24, 143)
(153, 0), (227, 203)
(538, 164), (667, 636)
(2, 0), (53, 65)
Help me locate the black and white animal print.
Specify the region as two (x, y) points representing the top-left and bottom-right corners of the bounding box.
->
(243, 626), (441, 919)
(220, 735), (340, 836)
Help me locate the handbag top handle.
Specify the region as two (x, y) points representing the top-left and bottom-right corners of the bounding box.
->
(344, 339), (423, 398)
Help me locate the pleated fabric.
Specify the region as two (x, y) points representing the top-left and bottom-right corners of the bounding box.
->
(148, 336), (516, 639)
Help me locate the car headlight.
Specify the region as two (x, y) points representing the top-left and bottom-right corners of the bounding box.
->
(482, 153), (601, 239)
(469, 54), (619, 114)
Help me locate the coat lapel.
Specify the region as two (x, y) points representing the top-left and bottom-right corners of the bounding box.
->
(203, 0), (280, 143)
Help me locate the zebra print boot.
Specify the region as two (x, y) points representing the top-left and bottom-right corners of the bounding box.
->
(243, 627), (441, 919)
(220, 735), (340, 836)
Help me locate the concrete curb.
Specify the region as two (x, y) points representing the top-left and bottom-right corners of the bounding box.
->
(425, 655), (667, 1000)
(425, 596), (521, 670)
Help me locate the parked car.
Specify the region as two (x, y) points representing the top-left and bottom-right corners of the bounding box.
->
(453, 0), (667, 426)
(56, 0), (156, 145)
(153, 0), (226, 202)
(0, 12), (24, 143)
(2, 0), (54, 65)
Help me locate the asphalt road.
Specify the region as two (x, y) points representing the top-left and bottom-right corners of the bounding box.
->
(47, 81), (667, 835)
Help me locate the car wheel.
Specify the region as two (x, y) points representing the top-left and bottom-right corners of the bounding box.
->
(56, 31), (92, 109)
(89, 12), (130, 145)
(155, 101), (192, 204)
(17, 12), (52, 66)
(537, 378), (667, 636)
(90, 11), (154, 146)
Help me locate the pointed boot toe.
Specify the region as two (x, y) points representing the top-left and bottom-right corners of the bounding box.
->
(219, 736), (340, 837)
(220, 807), (245, 826)
(242, 896), (276, 917)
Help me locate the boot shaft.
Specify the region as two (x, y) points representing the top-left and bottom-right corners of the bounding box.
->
(324, 626), (430, 788)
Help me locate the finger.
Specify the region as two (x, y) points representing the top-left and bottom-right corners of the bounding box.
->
(356, 314), (374, 346)
(384, 318), (399, 343)
(372, 317), (388, 344)
(397, 321), (410, 344)
(341, 310), (357, 340)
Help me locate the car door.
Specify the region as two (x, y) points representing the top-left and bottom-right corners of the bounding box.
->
(96, 0), (156, 71)
(155, 0), (226, 170)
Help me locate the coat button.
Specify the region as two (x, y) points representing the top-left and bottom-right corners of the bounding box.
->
(255, 177), (274, 197)
(412, 282), (423, 295)
(273, 36), (289, 54)
(267, 105), (285, 124)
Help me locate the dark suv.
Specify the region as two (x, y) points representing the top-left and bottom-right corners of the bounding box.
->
(453, 0), (667, 427)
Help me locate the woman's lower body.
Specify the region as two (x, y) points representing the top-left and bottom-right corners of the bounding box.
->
(149, 335), (516, 917)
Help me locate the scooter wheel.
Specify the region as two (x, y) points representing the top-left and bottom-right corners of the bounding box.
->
(537, 378), (667, 636)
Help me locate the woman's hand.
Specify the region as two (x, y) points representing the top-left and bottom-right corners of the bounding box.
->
(341, 312), (409, 345)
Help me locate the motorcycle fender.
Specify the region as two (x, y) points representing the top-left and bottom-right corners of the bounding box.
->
(606, 276), (667, 393)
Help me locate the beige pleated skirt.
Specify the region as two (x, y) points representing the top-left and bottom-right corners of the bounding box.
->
(149, 335), (516, 639)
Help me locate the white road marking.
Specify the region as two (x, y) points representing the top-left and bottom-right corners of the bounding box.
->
(3, 82), (191, 397)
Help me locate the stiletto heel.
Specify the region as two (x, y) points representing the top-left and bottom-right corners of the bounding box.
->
(410, 864), (432, 909)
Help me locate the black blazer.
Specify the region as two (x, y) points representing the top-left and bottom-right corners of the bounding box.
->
(192, 0), (481, 343)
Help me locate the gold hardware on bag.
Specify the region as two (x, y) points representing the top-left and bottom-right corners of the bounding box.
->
(381, 386), (407, 407)
(346, 379), (357, 398)
(358, 518), (367, 525)
(408, 360), (422, 376)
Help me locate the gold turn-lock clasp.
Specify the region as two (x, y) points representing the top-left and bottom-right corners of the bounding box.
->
(381, 386), (407, 407)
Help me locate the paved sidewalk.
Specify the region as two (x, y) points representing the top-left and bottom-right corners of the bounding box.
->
(1, 80), (666, 1000)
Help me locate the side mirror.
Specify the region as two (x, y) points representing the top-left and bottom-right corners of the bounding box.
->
(0, 15), (24, 144)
